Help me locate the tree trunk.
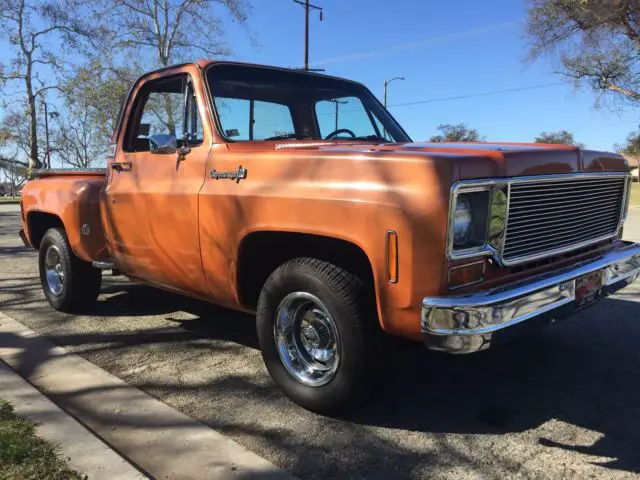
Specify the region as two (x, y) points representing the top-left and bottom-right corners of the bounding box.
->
(25, 71), (41, 174)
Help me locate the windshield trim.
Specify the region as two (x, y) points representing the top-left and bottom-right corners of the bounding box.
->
(202, 62), (412, 144)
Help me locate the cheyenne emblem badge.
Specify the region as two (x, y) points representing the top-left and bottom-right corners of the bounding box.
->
(210, 165), (248, 183)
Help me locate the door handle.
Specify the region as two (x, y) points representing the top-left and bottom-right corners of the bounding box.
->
(111, 161), (132, 172)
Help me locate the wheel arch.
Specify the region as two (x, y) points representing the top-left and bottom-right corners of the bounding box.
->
(235, 230), (381, 324)
(26, 211), (64, 249)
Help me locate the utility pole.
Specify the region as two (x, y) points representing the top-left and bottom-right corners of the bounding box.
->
(293, 0), (323, 71)
(327, 99), (348, 130)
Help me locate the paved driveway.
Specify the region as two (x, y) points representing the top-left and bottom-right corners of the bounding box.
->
(2, 203), (640, 479)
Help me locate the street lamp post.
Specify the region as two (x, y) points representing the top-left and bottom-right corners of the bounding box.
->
(42, 102), (60, 169)
(383, 76), (405, 109)
(43, 102), (51, 169)
(42, 102), (59, 169)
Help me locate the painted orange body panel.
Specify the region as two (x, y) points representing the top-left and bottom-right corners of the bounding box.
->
(19, 61), (630, 341)
(21, 171), (108, 262)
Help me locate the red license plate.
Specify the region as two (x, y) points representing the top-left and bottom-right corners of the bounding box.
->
(575, 270), (602, 309)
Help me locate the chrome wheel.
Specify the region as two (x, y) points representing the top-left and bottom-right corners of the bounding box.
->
(274, 292), (340, 387)
(44, 245), (64, 296)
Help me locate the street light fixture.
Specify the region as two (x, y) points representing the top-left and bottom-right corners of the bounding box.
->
(383, 76), (405, 109)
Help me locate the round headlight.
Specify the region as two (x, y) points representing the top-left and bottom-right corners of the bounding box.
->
(453, 196), (472, 245)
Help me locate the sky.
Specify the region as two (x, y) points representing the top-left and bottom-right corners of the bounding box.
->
(0, 0), (637, 154)
(219, 0), (638, 151)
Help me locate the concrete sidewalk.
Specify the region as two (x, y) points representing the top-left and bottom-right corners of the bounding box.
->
(0, 311), (295, 480)
(0, 360), (147, 480)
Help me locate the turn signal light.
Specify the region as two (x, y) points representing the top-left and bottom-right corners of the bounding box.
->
(386, 230), (398, 283)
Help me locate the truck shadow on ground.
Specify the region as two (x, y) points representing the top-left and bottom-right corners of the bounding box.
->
(2, 276), (640, 478)
(82, 284), (640, 475)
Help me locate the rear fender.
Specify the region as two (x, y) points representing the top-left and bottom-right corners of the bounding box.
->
(22, 177), (108, 262)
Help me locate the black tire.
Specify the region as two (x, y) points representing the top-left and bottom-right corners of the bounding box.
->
(257, 258), (389, 414)
(38, 227), (101, 313)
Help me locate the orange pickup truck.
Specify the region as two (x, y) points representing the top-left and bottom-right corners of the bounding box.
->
(19, 61), (640, 413)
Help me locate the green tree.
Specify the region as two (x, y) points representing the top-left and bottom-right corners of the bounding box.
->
(429, 123), (484, 142)
(525, 0), (639, 107)
(534, 129), (584, 146)
(617, 127), (640, 156)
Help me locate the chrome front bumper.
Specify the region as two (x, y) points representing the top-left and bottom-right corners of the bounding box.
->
(422, 242), (640, 354)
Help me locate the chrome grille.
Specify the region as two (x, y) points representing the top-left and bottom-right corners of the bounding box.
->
(502, 176), (627, 265)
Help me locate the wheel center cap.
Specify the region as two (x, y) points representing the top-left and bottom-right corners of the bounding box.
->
(301, 324), (321, 350)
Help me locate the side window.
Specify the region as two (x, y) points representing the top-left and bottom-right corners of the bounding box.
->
(124, 74), (204, 152)
(315, 97), (378, 139)
(214, 97), (295, 141)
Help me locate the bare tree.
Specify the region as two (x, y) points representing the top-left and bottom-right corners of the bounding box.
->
(429, 123), (485, 142)
(52, 59), (138, 168)
(0, 159), (28, 196)
(0, 0), (89, 173)
(0, 111), (34, 163)
(96, 0), (251, 68)
(525, 0), (639, 108)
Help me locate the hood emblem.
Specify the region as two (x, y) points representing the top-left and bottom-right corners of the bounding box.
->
(210, 165), (247, 183)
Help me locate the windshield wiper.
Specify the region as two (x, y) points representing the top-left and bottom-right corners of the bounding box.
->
(263, 133), (305, 141)
(352, 135), (389, 143)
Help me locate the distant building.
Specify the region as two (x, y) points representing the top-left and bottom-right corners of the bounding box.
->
(624, 155), (640, 182)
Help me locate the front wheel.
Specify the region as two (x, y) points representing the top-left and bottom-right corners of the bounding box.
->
(257, 258), (389, 413)
(38, 228), (101, 313)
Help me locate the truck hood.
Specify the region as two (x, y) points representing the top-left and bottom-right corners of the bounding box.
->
(274, 141), (628, 179)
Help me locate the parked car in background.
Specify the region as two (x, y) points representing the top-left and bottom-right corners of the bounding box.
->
(18, 61), (640, 413)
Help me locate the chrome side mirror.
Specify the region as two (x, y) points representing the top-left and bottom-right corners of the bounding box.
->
(149, 134), (178, 154)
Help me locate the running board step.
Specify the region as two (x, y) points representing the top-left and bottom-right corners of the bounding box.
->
(92, 259), (116, 269)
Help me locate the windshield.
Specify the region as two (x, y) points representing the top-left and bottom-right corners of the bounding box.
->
(206, 64), (411, 143)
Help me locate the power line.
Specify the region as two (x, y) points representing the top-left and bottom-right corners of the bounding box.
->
(387, 82), (567, 108)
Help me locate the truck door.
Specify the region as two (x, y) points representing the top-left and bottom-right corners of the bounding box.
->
(105, 69), (209, 296)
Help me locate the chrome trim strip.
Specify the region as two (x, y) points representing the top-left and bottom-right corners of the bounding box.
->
(33, 168), (107, 177)
(446, 172), (631, 266)
(424, 241), (640, 338)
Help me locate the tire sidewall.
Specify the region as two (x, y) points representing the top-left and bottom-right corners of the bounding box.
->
(38, 228), (71, 310)
(257, 264), (367, 412)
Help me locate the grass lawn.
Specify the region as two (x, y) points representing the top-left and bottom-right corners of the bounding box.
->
(0, 399), (85, 480)
(0, 197), (20, 204)
(631, 182), (640, 207)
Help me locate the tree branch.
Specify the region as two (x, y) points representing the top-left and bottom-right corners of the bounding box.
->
(604, 81), (640, 101)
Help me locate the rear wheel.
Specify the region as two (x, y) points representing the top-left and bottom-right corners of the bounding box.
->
(257, 258), (389, 413)
(38, 228), (101, 312)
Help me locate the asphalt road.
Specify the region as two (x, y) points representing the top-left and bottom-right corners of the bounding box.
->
(2, 202), (640, 479)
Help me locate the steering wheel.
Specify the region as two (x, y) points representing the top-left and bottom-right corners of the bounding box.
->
(325, 128), (356, 140)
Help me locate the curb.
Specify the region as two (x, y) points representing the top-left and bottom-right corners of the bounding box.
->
(0, 360), (147, 480)
(0, 311), (295, 480)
